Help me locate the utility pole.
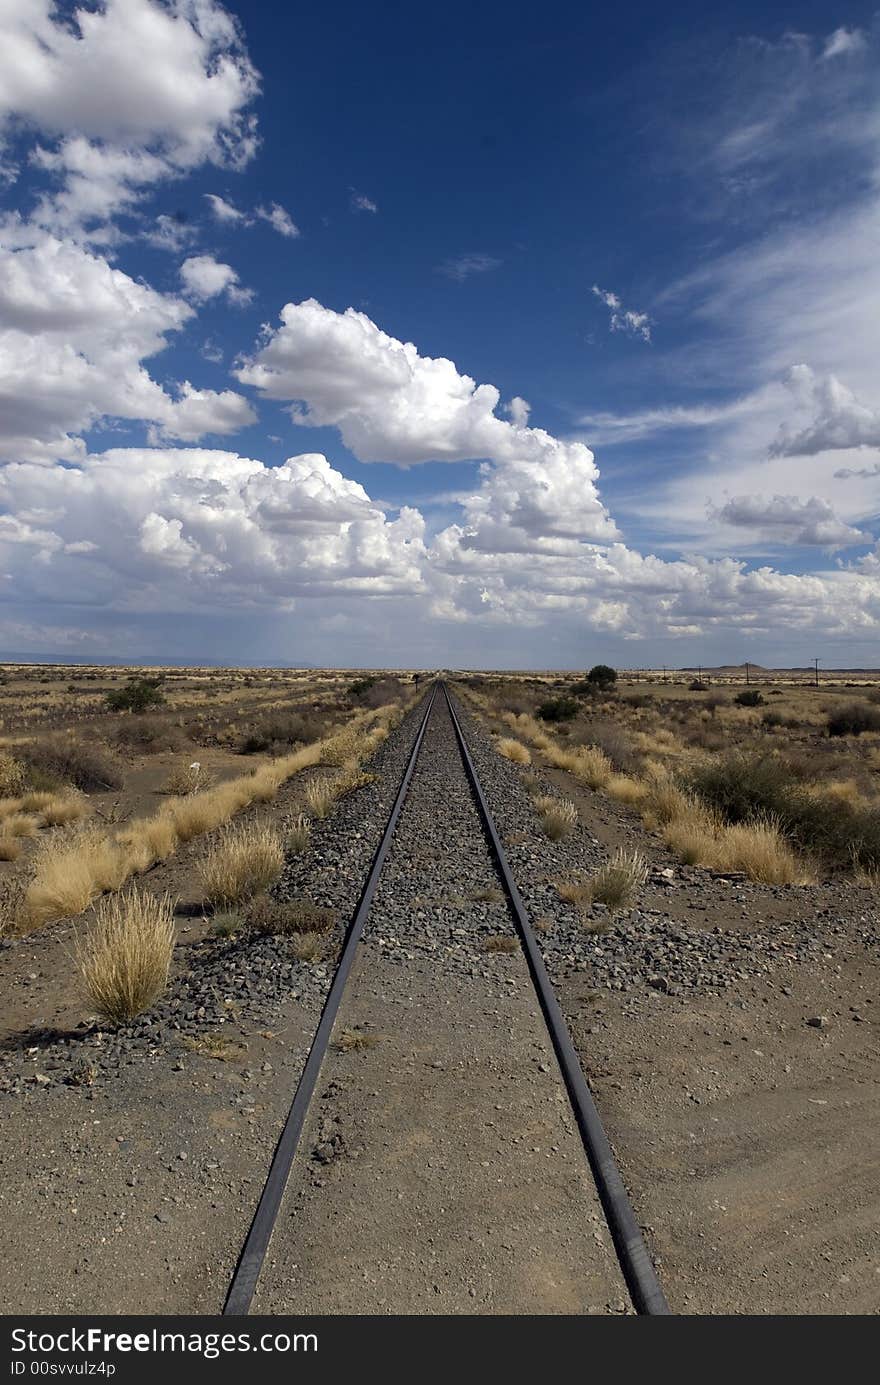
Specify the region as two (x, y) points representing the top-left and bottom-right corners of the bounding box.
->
(813, 656), (820, 688)
(745, 661), (750, 686)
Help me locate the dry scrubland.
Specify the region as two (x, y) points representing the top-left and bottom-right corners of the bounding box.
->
(0, 665), (420, 1022)
(458, 667), (880, 888)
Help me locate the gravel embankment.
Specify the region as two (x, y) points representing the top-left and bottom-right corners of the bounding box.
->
(0, 693), (431, 1096)
(443, 693), (877, 1004)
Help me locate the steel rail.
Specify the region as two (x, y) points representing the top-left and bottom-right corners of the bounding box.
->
(223, 682), (438, 1315)
(442, 682), (670, 1316)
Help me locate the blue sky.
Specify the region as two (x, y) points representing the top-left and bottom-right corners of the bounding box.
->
(1, 0), (880, 667)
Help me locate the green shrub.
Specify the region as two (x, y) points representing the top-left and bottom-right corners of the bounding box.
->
(537, 697), (579, 723)
(734, 689), (765, 707)
(587, 664), (617, 690)
(688, 752), (794, 825)
(689, 679), (708, 692)
(105, 677), (165, 713)
(827, 703), (880, 737)
(688, 750), (880, 871)
(348, 677), (377, 699)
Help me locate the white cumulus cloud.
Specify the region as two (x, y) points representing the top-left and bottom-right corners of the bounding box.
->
(179, 253), (252, 305)
(0, 0), (260, 234)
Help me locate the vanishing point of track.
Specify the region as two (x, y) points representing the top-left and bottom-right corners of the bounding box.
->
(224, 682), (669, 1317)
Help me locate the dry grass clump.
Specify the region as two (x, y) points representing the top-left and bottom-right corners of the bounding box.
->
(472, 886), (504, 903)
(496, 737), (531, 765)
(606, 774), (649, 805)
(0, 836), (23, 861)
(555, 874), (593, 910)
(199, 823), (284, 906)
(39, 793), (90, 827)
(334, 1027), (380, 1051)
(481, 934), (518, 953)
(116, 810), (178, 865)
(163, 760), (214, 795)
(717, 817), (806, 884)
(568, 745), (613, 790)
(287, 813), (311, 853)
(246, 893), (335, 935)
(588, 849), (648, 913)
(24, 830), (126, 929)
(533, 794), (578, 840)
(75, 888), (175, 1024)
(290, 930), (325, 962)
(183, 1033), (244, 1061)
(305, 776), (336, 819)
(1, 812), (38, 838)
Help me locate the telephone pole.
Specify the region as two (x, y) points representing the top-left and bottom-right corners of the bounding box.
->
(745, 661), (751, 686)
(813, 656), (820, 688)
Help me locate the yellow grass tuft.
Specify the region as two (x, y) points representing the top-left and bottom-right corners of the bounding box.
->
(496, 737), (531, 765)
(606, 774), (649, 805)
(39, 794), (89, 827)
(199, 822), (285, 906)
(287, 812), (311, 853)
(534, 795), (578, 840)
(555, 874), (593, 910)
(76, 888), (175, 1024)
(588, 848), (648, 912)
(305, 776), (336, 819)
(2, 812), (39, 838)
(717, 817), (808, 885)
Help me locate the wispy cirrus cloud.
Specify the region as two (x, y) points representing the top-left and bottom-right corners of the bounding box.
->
(590, 284), (652, 342)
(436, 253), (501, 282)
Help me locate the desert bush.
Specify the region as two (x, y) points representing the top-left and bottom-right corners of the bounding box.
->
(112, 715), (186, 753)
(761, 710), (784, 728)
(537, 697), (579, 723)
(588, 849), (647, 912)
(687, 752), (796, 826)
(348, 676), (377, 699)
(199, 823), (284, 906)
(578, 719), (638, 774)
(587, 664), (617, 689)
(688, 679), (708, 692)
(76, 888), (175, 1024)
(239, 710), (322, 754)
(0, 837), (22, 861)
(687, 749), (880, 872)
(734, 689), (765, 707)
(0, 752), (26, 797)
(163, 760), (214, 795)
(827, 703), (880, 737)
(105, 677), (165, 713)
(22, 735), (124, 792)
(496, 737), (531, 765)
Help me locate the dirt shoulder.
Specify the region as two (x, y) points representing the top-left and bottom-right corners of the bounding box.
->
(459, 695), (880, 1314)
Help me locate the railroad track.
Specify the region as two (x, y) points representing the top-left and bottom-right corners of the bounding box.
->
(224, 682), (668, 1316)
